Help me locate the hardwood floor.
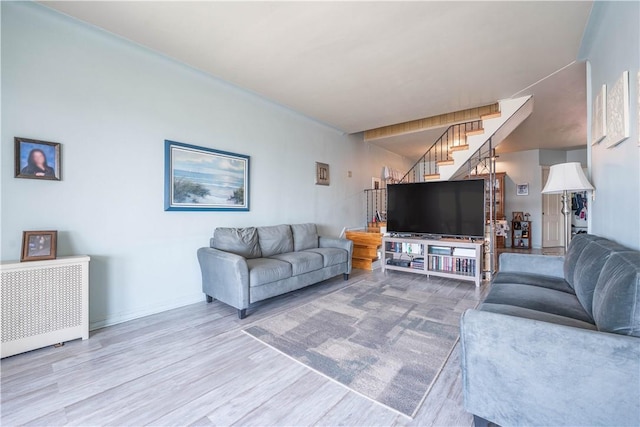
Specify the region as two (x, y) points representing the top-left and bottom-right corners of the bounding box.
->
(1, 269), (490, 426)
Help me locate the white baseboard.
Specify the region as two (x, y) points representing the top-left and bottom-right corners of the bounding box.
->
(89, 293), (204, 331)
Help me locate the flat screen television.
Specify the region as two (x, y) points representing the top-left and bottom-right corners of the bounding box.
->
(387, 180), (485, 238)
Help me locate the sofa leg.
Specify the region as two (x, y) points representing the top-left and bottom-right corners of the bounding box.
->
(238, 309), (247, 319)
(205, 295), (213, 303)
(473, 415), (492, 427)
(343, 273), (349, 281)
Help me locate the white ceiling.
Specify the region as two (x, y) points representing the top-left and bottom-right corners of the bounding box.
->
(42, 1), (593, 137)
(371, 61), (588, 159)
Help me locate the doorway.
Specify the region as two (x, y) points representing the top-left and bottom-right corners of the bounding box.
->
(542, 166), (564, 248)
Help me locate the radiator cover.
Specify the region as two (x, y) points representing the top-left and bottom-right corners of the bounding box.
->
(1, 256), (89, 358)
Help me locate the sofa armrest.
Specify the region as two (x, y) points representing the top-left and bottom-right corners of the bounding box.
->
(498, 253), (565, 278)
(319, 236), (354, 274)
(460, 309), (640, 426)
(197, 247), (250, 310)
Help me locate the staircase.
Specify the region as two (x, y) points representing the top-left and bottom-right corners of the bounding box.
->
(401, 96), (533, 183)
(345, 230), (382, 270)
(349, 96), (533, 272)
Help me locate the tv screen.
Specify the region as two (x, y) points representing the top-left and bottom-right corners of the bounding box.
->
(387, 180), (485, 237)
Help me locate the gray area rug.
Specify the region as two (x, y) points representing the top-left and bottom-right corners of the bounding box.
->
(244, 276), (478, 417)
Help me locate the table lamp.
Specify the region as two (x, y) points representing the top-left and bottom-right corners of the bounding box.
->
(541, 162), (594, 251)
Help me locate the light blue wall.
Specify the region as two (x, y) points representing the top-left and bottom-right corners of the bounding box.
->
(1, 2), (410, 328)
(496, 150), (543, 248)
(579, 1), (640, 250)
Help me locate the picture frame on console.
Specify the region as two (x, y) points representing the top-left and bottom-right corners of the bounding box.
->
(21, 230), (57, 262)
(164, 140), (250, 211)
(14, 137), (61, 181)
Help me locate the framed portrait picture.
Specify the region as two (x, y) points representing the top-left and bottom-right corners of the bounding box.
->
(164, 140), (250, 211)
(14, 137), (61, 181)
(512, 211), (524, 222)
(516, 183), (529, 196)
(21, 231), (57, 262)
(315, 162), (330, 186)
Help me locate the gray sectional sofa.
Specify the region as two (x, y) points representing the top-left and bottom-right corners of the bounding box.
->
(461, 234), (640, 426)
(197, 223), (353, 319)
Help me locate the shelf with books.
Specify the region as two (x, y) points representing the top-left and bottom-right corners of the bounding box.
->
(382, 236), (483, 286)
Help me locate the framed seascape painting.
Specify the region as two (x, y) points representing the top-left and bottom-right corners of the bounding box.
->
(164, 140), (250, 211)
(14, 137), (61, 181)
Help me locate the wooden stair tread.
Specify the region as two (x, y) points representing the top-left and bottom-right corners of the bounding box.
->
(481, 111), (501, 120)
(424, 173), (441, 180)
(346, 231), (382, 271)
(436, 159), (455, 166)
(449, 144), (469, 152)
(465, 128), (485, 136)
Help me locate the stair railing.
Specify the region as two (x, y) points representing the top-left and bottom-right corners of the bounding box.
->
(400, 120), (483, 183)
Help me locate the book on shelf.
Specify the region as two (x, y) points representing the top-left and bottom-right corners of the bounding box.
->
(427, 255), (476, 276)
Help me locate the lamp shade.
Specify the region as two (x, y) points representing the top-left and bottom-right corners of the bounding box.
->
(542, 162), (594, 194)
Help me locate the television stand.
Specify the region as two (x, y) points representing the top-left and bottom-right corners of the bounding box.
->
(382, 236), (483, 287)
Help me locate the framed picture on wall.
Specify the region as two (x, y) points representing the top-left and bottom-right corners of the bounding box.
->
(164, 140), (250, 211)
(21, 230), (57, 262)
(372, 177), (382, 189)
(316, 162), (330, 186)
(606, 70), (630, 148)
(591, 84), (606, 145)
(14, 137), (61, 181)
(516, 183), (529, 196)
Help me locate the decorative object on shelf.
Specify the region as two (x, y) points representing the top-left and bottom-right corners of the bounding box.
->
(542, 162), (594, 251)
(591, 84), (607, 145)
(516, 183), (529, 196)
(511, 220), (531, 249)
(21, 230), (57, 262)
(14, 137), (61, 181)
(524, 212), (531, 221)
(512, 211), (524, 222)
(315, 162), (330, 186)
(494, 220), (510, 237)
(371, 177), (382, 189)
(606, 70), (630, 148)
(164, 140), (249, 211)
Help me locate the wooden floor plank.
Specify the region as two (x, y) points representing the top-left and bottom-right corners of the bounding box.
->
(1, 268), (485, 426)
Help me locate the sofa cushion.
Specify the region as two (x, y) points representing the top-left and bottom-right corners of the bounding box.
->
(564, 234), (604, 288)
(212, 227), (262, 259)
(291, 223), (319, 252)
(246, 258), (292, 287)
(269, 251), (324, 276)
(592, 251), (640, 337)
(493, 272), (574, 294)
(304, 247), (348, 267)
(479, 303), (597, 330)
(483, 283), (593, 324)
(257, 225), (294, 257)
(572, 238), (628, 317)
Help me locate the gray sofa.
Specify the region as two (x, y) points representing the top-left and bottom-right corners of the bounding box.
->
(461, 234), (640, 426)
(197, 223), (353, 319)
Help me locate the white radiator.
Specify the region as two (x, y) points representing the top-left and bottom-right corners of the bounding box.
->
(1, 256), (90, 358)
